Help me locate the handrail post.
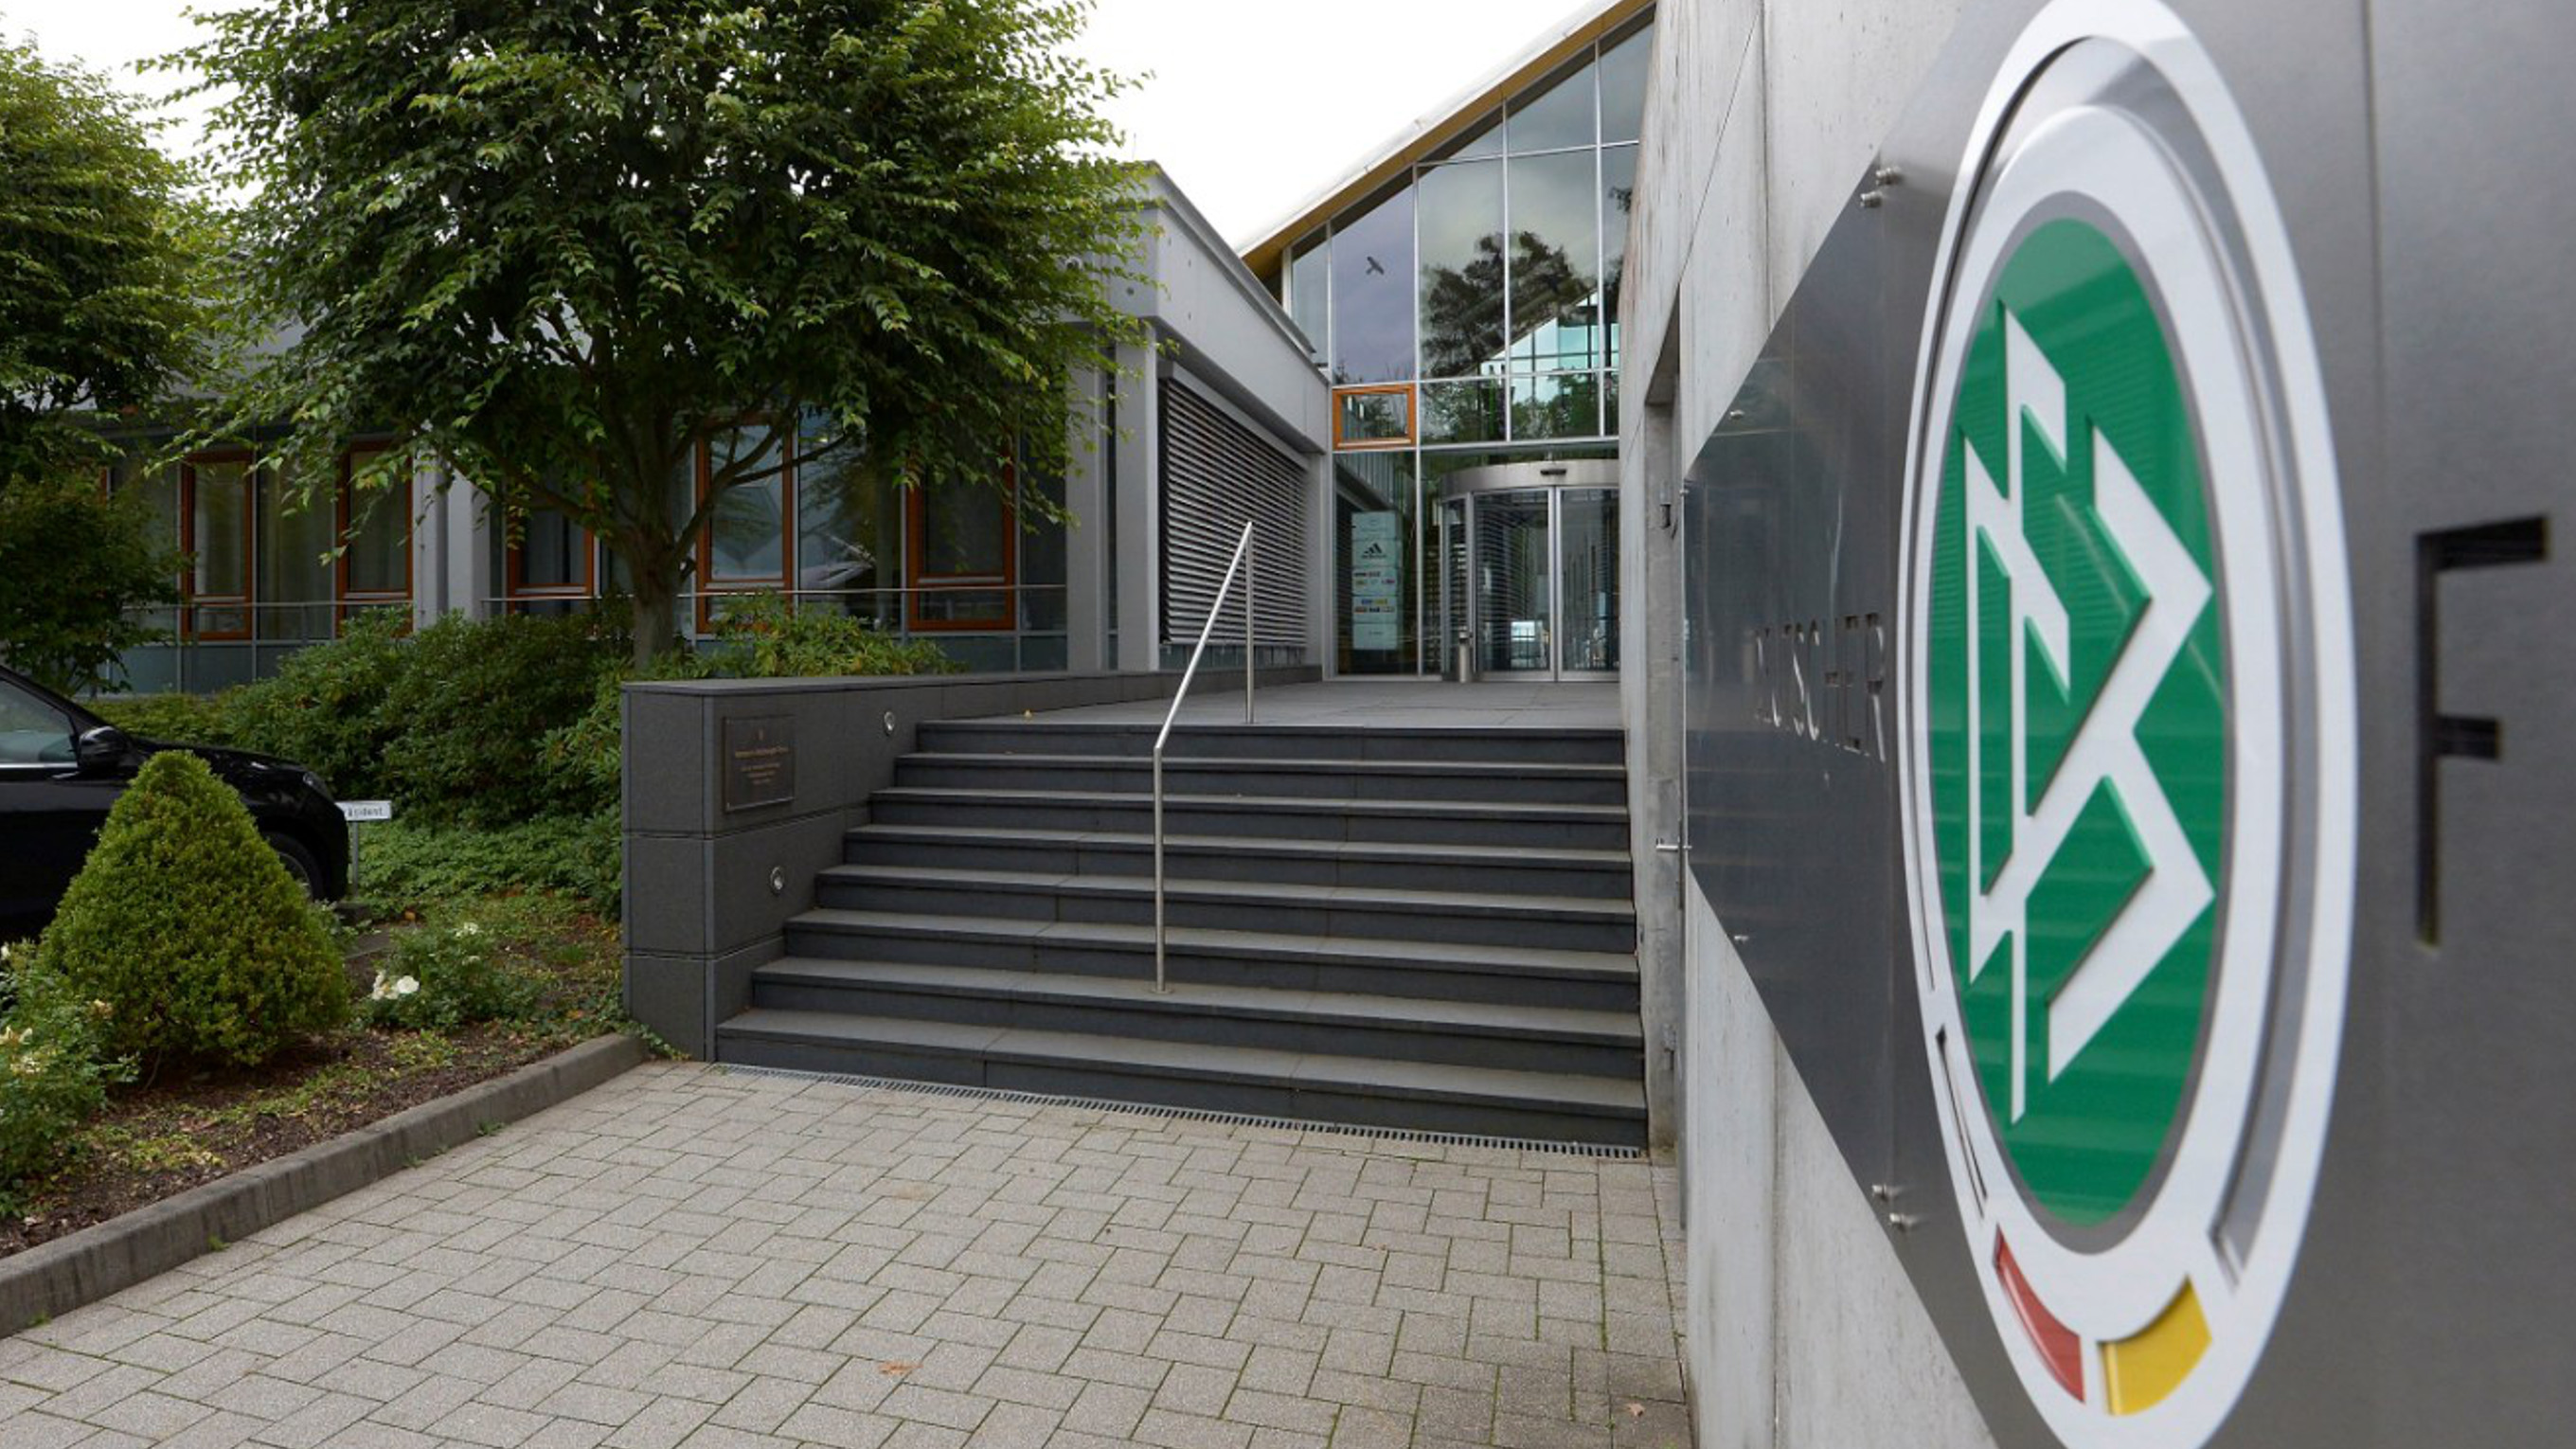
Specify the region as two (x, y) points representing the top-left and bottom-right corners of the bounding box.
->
(1153, 749), (1167, 993)
(1244, 531), (1257, 724)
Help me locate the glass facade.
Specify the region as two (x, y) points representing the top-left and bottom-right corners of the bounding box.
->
(102, 451), (419, 692)
(1283, 14), (1652, 673)
(485, 418), (1068, 673)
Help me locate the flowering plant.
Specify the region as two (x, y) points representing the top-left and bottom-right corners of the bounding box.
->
(366, 918), (532, 1031)
(0, 950), (132, 1208)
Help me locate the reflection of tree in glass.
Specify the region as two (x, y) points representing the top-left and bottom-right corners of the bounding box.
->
(1419, 231), (1589, 381)
(1506, 230), (1591, 365)
(1419, 233), (1506, 381)
(1604, 180), (1634, 326)
(1421, 382), (1503, 444)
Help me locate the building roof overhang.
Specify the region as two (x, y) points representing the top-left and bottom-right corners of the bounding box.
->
(1235, 0), (1655, 280)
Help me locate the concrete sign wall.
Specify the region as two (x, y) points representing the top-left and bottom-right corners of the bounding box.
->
(1637, 0), (2574, 1444)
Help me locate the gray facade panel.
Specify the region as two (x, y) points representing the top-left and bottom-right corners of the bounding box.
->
(1660, 0), (2576, 1441)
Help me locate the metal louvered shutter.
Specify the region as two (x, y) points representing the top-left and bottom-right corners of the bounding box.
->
(1159, 381), (1310, 649)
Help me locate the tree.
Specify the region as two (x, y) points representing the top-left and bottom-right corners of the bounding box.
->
(0, 39), (205, 692)
(0, 476), (180, 695)
(182, 0), (1153, 665)
(0, 38), (211, 487)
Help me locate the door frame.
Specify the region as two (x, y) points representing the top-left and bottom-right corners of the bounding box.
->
(1436, 459), (1622, 682)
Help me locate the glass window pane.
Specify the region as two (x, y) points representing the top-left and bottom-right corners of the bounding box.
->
(259, 469), (332, 640)
(1600, 25), (1655, 144)
(795, 413), (897, 626)
(1509, 58), (1595, 153)
(1510, 371), (1603, 440)
(1336, 389), (1413, 447)
(912, 474), (1012, 630)
(122, 462), (182, 635)
(518, 510), (586, 590)
(1334, 450), (1417, 674)
(346, 492), (409, 597)
(1507, 150), (1602, 373)
(192, 460), (248, 599)
(1421, 380), (1505, 445)
(1416, 159), (1505, 380)
(708, 428), (787, 581)
(1329, 185), (1415, 385)
(919, 478), (1009, 580)
(1559, 488), (1619, 671)
(1603, 145), (1637, 371)
(0, 678), (74, 765)
(1020, 464), (1067, 633)
(1288, 232), (1330, 363)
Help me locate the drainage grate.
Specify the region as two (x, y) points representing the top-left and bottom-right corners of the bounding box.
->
(717, 1064), (1643, 1160)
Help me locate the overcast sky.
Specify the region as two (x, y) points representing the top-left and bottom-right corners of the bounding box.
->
(0, 0), (1598, 245)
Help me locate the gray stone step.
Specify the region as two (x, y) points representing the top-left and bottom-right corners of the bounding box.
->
(714, 1009), (1649, 1148)
(866, 786), (1631, 850)
(779, 910), (1641, 1012)
(813, 866), (1638, 955)
(747, 958), (1643, 1078)
(841, 824), (1634, 900)
(921, 719), (1626, 766)
(891, 753), (1629, 806)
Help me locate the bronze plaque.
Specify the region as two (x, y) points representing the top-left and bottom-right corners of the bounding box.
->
(722, 715), (796, 812)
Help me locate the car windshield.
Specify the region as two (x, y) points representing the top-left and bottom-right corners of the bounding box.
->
(0, 676), (77, 765)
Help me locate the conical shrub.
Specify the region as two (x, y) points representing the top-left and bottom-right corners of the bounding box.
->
(36, 751), (348, 1069)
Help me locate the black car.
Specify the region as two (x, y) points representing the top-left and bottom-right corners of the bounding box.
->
(0, 664), (349, 933)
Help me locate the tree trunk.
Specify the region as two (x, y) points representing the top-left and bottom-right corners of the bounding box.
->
(630, 575), (681, 669)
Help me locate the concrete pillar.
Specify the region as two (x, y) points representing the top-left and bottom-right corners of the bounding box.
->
(1625, 344), (1688, 1155)
(1112, 338), (1161, 672)
(1065, 363), (1113, 673)
(1310, 454), (1335, 672)
(438, 476), (495, 624)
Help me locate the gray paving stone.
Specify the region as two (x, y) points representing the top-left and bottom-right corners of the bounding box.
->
(0, 1064), (1692, 1449)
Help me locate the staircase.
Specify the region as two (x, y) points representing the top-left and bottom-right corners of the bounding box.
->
(715, 714), (1646, 1147)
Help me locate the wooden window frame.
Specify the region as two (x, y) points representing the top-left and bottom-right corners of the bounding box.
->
(503, 509), (598, 613)
(694, 421), (796, 635)
(1333, 384), (1418, 451)
(904, 461), (1019, 634)
(180, 450), (257, 641)
(335, 446), (415, 626)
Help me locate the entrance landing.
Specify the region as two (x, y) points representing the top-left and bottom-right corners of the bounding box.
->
(1011, 678), (1623, 731)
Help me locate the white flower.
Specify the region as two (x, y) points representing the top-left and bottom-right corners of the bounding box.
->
(369, 972), (392, 1002)
(454, 922), (482, 938)
(393, 976), (420, 998)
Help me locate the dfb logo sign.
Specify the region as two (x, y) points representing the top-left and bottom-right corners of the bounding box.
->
(1896, 3), (2359, 1445)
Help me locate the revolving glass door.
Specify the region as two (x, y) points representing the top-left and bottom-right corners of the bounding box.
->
(1437, 467), (1619, 681)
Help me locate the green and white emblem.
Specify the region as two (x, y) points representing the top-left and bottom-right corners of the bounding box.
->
(1897, 4), (2359, 1445)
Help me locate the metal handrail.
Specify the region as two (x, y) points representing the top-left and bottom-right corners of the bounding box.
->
(1151, 521), (1256, 993)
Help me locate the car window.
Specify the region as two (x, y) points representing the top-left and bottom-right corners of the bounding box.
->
(0, 678), (77, 765)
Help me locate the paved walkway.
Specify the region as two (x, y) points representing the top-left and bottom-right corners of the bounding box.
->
(0, 1064), (1691, 1449)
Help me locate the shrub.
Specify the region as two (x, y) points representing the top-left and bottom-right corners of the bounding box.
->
(36, 751), (349, 1069)
(537, 597), (956, 820)
(365, 919), (533, 1031)
(0, 965), (128, 1208)
(352, 813), (621, 914)
(212, 607), (414, 799)
(377, 612), (623, 825)
(89, 690), (239, 748)
(707, 593), (960, 679)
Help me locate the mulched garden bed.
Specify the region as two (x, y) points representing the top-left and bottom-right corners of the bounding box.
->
(0, 903), (627, 1261)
